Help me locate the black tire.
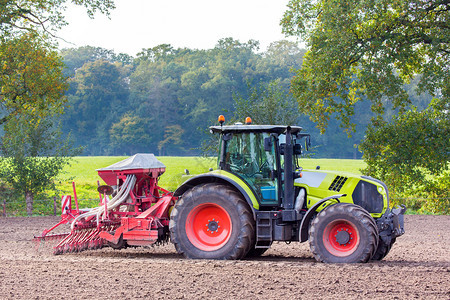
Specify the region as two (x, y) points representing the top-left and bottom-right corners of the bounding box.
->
(169, 183), (254, 260)
(309, 203), (379, 263)
(245, 241), (272, 258)
(372, 237), (396, 260)
(108, 233), (128, 250)
(343, 203), (379, 258)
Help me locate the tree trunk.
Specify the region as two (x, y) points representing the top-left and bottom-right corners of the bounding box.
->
(25, 191), (34, 216)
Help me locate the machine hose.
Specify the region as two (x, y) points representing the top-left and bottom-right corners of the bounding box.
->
(70, 175), (137, 230)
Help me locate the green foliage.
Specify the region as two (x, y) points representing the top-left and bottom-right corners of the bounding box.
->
(109, 114), (152, 154)
(0, 0), (115, 36)
(0, 115), (81, 215)
(59, 38), (308, 156)
(417, 172), (450, 214)
(282, 0), (449, 133)
(0, 0), (116, 124)
(360, 98), (449, 213)
(58, 41), (433, 159)
(0, 33), (67, 124)
(158, 125), (184, 156)
(60, 46), (133, 77)
(62, 59), (130, 154)
(233, 79), (300, 125)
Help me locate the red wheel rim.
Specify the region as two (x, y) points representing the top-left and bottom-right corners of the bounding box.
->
(323, 219), (360, 257)
(185, 203), (232, 251)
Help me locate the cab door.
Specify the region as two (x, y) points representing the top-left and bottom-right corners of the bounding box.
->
(224, 132), (279, 206)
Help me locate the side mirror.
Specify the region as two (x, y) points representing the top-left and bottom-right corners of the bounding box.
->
(264, 137), (273, 152)
(294, 143), (302, 155)
(279, 143), (285, 155)
(298, 134), (311, 151)
(306, 136), (311, 151)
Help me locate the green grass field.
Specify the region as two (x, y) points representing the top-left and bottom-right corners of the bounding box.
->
(22, 155), (444, 216)
(56, 156), (366, 201)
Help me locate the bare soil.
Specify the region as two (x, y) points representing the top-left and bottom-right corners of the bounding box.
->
(0, 215), (449, 299)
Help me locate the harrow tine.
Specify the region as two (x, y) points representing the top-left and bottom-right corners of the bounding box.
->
(54, 228), (84, 254)
(52, 224), (118, 255)
(79, 228), (97, 251)
(53, 233), (74, 254)
(33, 233), (70, 254)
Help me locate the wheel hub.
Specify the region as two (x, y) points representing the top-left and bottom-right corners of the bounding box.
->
(335, 229), (351, 245)
(206, 219), (220, 233)
(323, 219), (360, 257)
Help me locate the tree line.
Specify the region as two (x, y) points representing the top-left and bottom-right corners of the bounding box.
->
(57, 41), (431, 159)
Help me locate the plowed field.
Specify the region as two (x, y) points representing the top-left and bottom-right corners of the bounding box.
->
(0, 215), (449, 299)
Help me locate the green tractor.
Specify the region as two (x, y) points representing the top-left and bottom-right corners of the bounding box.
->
(170, 118), (406, 263)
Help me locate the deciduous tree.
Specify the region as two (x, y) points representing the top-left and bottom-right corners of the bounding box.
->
(0, 0), (116, 124)
(0, 33), (67, 125)
(282, 0), (449, 132)
(233, 79), (300, 125)
(360, 98), (449, 211)
(0, 115), (81, 216)
(0, 0), (115, 36)
(282, 0), (449, 211)
(0, 0), (115, 215)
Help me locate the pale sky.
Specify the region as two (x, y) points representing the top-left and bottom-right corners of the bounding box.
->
(57, 0), (298, 56)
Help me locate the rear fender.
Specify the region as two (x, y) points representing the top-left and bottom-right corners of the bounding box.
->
(173, 170), (258, 219)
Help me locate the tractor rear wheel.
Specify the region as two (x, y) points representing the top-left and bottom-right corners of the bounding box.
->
(169, 183), (254, 260)
(309, 203), (379, 263)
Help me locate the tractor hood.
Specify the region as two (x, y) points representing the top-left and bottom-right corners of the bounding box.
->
(295, 169), (389, 217)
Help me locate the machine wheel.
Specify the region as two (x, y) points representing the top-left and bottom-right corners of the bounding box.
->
(245, 241), (272, 258)
(309, 203), (379, 263)
(372, 237), (396, 260)
(169, 183), (254, 260)
(108, 233), (127, 250)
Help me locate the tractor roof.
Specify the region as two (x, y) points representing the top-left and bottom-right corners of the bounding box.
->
(210, 124), (303, 135)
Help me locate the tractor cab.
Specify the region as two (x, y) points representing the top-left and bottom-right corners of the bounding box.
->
(210, 121), (305, 209)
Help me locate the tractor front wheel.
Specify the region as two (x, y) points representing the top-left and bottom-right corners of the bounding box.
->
(169, 183), (254, 259)
(372, 237), (396, 260)
(309, 203), (379, 263)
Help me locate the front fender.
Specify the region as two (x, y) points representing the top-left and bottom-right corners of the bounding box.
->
(298, 194), (344, 242)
